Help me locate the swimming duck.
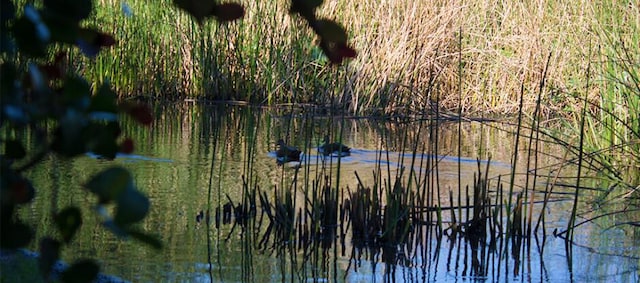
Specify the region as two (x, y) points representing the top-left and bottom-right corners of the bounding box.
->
(318, 135), (351, 157)
(276, 139), (302, 164)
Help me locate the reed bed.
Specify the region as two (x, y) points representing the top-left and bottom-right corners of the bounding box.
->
(7, 0), (636, 279)
(74, 1), (636, 116)
(187, 36), (638, 277)
(82, 0), (640, 194)
(211, 145), (567, 280)
(201, 94), (583, 280)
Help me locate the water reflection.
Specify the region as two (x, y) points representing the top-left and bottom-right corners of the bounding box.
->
(18, 103), (639, 282)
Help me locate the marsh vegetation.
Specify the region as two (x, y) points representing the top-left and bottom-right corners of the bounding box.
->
(9, 103), (638, 282)
(2, 0), (638, 282)
(80, 0), (640, 208)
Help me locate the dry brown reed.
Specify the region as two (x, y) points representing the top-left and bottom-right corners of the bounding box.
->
(322, 0), (617, 114)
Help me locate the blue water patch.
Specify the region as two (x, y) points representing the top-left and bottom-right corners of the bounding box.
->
(398, 152), (511, 167)
(86, 152), (173, 163)
(268, 148), (510, 170)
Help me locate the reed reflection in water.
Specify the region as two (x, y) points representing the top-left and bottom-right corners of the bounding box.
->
(19, 103), (639, 282)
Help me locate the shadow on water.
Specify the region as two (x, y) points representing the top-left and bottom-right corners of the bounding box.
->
(20, 103), (640, 282)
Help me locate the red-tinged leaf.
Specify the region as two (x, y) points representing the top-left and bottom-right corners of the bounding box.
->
(328, 54), (343, 64)
(213, 3), (244, 22)
(38, 52), (67, 80)
(54, 51), (67, 64)
(319, 40), (356, 65)
(9, 178), (35, 204)
(337, 43), (357, 59)
(38, 64), (63, 80)
(96, 32), (116, 47)
(319, 40), (342, 64)
(77, 29), (116, 57)
(120, 138), (134, 154)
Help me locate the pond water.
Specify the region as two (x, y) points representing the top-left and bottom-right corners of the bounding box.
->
(17, 103), (640, 282)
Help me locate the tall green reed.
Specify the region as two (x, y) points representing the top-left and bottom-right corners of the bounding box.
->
(552, 5), (639, 215)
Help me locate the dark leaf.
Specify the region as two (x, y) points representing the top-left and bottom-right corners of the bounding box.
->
(76, 38), (99, 57)
(44, 0), (92, 23)
(55, 206), (82, 243)
(320, 40), (356, 65)
(41, 14), (79, 44)
(96, 32), (116, 47)
(316, 19), (348, 44)
(62, 75), (91, 110)
(54, 51), (67, 64)
(12, 17), (47, 58)
(39, 52), (67, 80)
(2, 167), (35, 204)
(38, 62), (65, 81)
(76, 29), (116, 57)
(0, 219), (34, 249)
(51, 111), (88, 157)
(60, 259), (100, 283)
(90, 142), (118, 160)
(127, 229), (163, 250)
(7, 178), (35, 204)
(4, 139), (26, 159)
(120, 138), (134, 154)
(84, 167), (133, 204)
(1, 0), (16, 24)
(121, 102), (153, 125)
(290, 0), (322, 20)
(83, 121), (122, 159)
(1, 0), (16, 54)
(28, 62), (48, 93)
(0, 63), (18, 97)
(0, 32), (16, 55)
(114, 188), (150, 226)
(337, 43), (357, 59)
(173, 0), (217, 23)
(104, 121), (122, 137)
(1, 104), (29, 126)
(212, 3), (244, 22)
(39, 238), (61, 281)
(88, 82), (118, 113)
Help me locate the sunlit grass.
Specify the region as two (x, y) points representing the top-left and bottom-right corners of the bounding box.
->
(74, 1), (635, 116)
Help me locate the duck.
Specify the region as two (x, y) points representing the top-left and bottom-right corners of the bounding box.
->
(318, 135), (351, 157)
(276, 139), (302, 164)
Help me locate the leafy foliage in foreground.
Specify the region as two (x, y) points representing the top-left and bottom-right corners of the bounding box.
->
(1, 0), (355, 281)
(1, 0), (158, 280)
(173, 0), (356, 64)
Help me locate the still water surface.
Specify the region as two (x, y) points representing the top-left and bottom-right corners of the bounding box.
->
(20, 103), (639, 282)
